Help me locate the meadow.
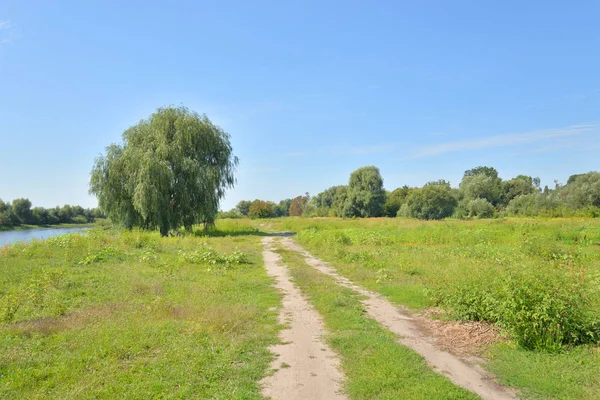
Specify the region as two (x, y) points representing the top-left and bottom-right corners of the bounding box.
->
(270, 217), (600, 399)
(2, 217), (600, 399)
(0, 221), (280, 399)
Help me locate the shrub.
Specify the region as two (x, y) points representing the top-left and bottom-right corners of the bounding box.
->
(499, 267), (600, 350)
(466, 198), (495, 218)
(434, 263), (600, 351)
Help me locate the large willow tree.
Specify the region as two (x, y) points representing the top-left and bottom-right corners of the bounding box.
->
(90, 106), (238, 235)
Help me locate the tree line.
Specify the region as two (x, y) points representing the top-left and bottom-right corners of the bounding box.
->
(0, 198), (104, 229)
(223, 165), (600, 220)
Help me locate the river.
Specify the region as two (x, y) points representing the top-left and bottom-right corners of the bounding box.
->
(0, 227), (89, 247)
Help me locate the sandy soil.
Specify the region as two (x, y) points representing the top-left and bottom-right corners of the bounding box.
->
(281, 236), (517, 400)
(260, 236), (347, 400)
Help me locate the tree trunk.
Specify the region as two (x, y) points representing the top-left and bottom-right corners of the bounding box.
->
(160, 225), (169, 237)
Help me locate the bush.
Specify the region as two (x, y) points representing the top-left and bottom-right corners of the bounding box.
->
(433, 264), (600, 351)
(466, 198), (495, 218)
(498, 267), (600, 350)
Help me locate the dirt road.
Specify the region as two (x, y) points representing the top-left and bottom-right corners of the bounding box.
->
(260, 236), (346, 400)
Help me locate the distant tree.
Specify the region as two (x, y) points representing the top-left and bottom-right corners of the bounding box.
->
(236, 200), (252, 216)
(404, 180), (457, 220)
(248, 200), (275, 219)
(275, 198), (292, 217)
(567, 174), (585, 185)
(462, 198), (495, 219)
(501, 175), (538, 205)
(464, 166), (499, 180)
(289, 193), (310, 216)
(58, 205), (73, 224)
(11, 198), (33, 224)
(0, 199), (13, 227)
(344, 166), (386, 217)
(332, 186), (349, 217)
(384, 186), (411, 217)
(561, 172), (600, 209)
(459, 173), (502, 206)
(31, 207), (48, 225)
(90, 106), (238, 235)
(311, 186), (348, 217)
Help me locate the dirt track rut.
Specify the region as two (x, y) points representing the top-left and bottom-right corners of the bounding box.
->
(260, 236), (346, 400)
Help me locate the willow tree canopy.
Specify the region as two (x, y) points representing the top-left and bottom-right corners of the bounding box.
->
(90, 106), (238, 235)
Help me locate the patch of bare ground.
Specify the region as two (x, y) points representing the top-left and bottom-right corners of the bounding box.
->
(414, 308), (504, 358)
(281, 236), (517, 400)
(7, 303), (126, 336)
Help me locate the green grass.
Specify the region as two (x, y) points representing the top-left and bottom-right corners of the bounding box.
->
(487, 343), (600, 399)
(265, 217), (600, 399)
(0, 224), (281, 399)
(275, 245), (478, 400)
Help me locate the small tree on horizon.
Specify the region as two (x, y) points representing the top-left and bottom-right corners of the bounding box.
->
(344, 166), (386, 217)
(289, 193), (310, 216)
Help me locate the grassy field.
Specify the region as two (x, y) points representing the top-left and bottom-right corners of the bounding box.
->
(3, 217), (600, 399)
(266, 217), (600, 399)
(0, 221), (280, 399)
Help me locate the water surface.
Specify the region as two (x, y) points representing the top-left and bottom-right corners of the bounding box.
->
(0, 227), (89, 247)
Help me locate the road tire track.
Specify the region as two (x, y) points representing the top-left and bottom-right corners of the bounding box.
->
(260, 236), (347, 400)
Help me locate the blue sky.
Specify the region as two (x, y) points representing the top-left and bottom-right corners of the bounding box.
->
(1, 1), (599, 211)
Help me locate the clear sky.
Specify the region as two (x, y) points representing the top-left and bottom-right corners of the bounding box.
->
(1, 1), (599, 211)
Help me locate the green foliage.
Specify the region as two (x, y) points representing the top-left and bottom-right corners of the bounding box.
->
(0, 198), (101, 229)
(248, 200), (275, 219)
(217, 208), (243, 219)
(309, 185), (350, 217)
(274, 198), (292, 217)
(455, 198), (495, 219)
(90, 106), (238, 235)
(179, 245), (250, 268)
(384, 186), (412, 217)
(403, 180), (457, 220)
(502, 175), (539, 204)
(344, 166), (386, 217)
(11, 198), (32, 224)
(560, 172), (600, 209)
(78, 247), (123, 265)
(464, 166), (499, 180)
(235, 200), (252, 216)
(459, 173), (502, 206)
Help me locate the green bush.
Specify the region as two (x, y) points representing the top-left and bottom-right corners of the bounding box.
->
(498, 267), (600, 350)
(178, 245), (250, 268)
(434, 264), (600, 351)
